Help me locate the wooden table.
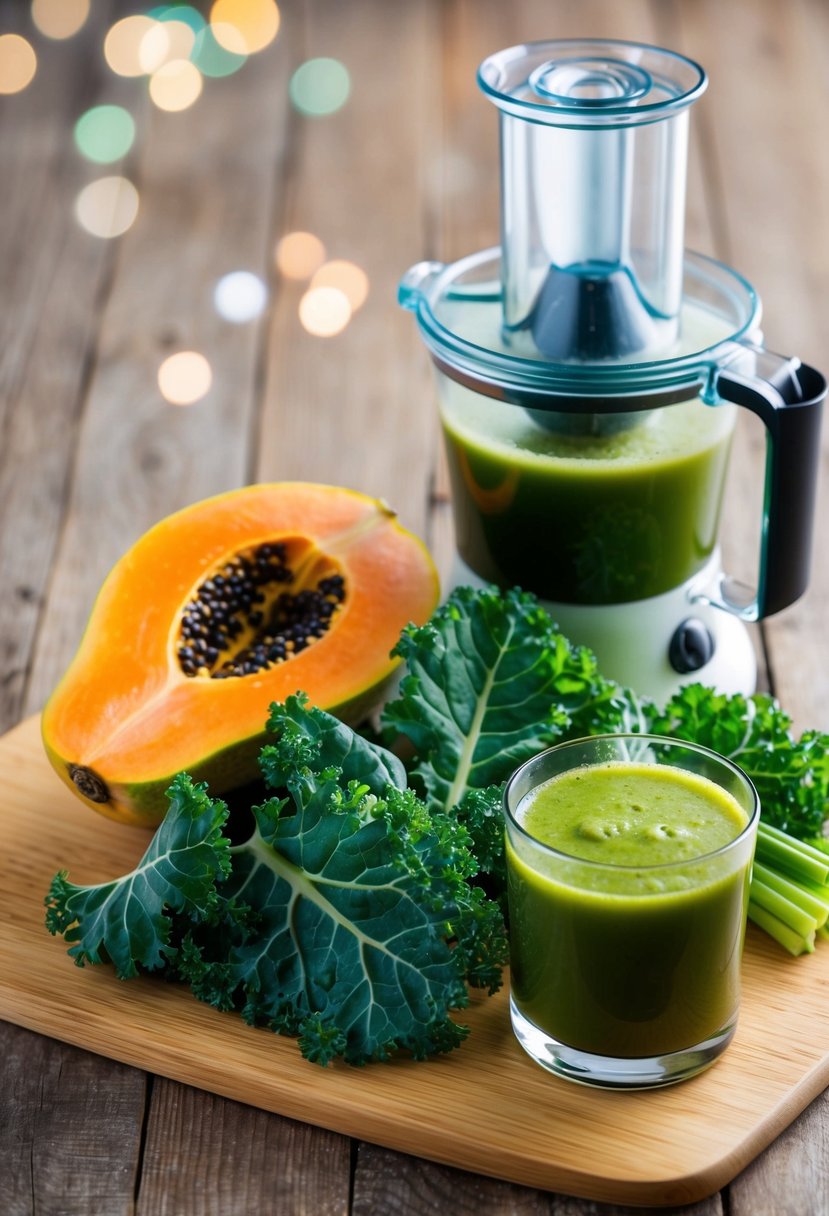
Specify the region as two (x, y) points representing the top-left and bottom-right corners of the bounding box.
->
(1, 0), (827, 1211)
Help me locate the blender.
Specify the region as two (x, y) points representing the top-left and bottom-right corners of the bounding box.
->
(399, 38), (826, 701)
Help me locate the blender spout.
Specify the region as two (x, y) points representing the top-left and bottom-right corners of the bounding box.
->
(398, 261), (445, 311)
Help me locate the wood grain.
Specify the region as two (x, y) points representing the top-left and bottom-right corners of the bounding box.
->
(3, 713), (829, 1209)
(136, 1079), (351, 1216)
(352, 1144), (551, 1216)
(674, 0), (829, 732)
(256, 0), (441, 543)
(0, 1023), (145, 1216)
(0, 9), (154, 1212)
(22, 32), (293, 717)
(0, 0), (118, 732)
(729, 1085), (829, 1216)
(351, 1143), (724, 1215)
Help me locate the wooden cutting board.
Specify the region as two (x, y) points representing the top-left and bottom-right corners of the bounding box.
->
(2, 715), (828, 1208)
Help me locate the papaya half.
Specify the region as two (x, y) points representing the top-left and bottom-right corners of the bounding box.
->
(42, 483), (439, 827)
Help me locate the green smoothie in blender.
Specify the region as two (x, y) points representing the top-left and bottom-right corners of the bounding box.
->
(440, 376), (736, 605)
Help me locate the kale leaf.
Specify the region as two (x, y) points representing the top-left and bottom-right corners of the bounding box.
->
(180, 697), (506, 1063)
(261, 694), (408, 795)
(382, 585), (622, 813)
(47, 695), (507, 1066)
(645, 684), (829, 838)
(45, 774), (231, 977)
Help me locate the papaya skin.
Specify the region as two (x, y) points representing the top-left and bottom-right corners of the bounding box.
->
(42, 483), (439, 828)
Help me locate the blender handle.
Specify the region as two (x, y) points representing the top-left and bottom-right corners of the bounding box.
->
(709, 345), (826, 620)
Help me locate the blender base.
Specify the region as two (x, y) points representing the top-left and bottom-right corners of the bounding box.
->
(449, 552), (757, 703)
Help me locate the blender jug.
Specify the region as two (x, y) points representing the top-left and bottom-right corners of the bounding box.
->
(400, 39), (825, 700)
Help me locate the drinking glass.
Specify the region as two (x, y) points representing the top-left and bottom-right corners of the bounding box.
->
(504, 735), (759, 1088)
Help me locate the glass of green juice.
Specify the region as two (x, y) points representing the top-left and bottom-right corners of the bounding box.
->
(504, 735), (759, 1089)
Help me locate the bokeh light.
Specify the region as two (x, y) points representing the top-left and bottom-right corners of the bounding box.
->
(104, 15), (157, 77)
(139, 19), (196, 73)
(74, 105), (136, 165)
(311, 260), (369, 311)
(191, 25), (247, 77)
(209, 0), (280, 55)
(74, 176), (140, 239)
(0, 35), (37, 95)
(149, 5), (205, 35)
(158, 351), (213, 405)
(289, 57), (350, 117)
(275, 231), (325, 280)
(214, 271), (268, 323)
(138, 23), (168, 73)
(149, 59), (203, 111)
(31, 0), (90, 40)
(299, 286), (352, 337)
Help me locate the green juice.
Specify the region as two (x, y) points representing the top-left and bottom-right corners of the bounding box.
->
(440, 381), (736, 604)
(507, 762), (752, 1058)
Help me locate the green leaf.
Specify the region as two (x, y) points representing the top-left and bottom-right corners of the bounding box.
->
(183, 755), (504, 1064)
(648, 685), (829, 838)
(261, 692), (407, 794)
(46, 698), (507, 1066)
(454, 786), (505, 879)
(45, 774), (230, 978)
(382, 585), (619, 813)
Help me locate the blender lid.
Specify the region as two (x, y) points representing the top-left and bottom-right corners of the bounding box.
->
(398, 248), (762, 411)
(478, 38), (706, 129)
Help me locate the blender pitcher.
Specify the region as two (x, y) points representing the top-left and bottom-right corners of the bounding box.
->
(400, 39), (825, 701)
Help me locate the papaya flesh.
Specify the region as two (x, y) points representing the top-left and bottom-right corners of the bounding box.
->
(42, 483), (439, 827)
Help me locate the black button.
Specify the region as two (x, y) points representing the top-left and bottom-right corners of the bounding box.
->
(668, 618), (715, 674)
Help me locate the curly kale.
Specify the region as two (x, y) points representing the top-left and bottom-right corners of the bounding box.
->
(46, 695), (507, 1066)
(184, 733), (506, 1063)
(382, 585), (624, 813)
(45, 774), (231, 977)
(645, 685), (829, 838)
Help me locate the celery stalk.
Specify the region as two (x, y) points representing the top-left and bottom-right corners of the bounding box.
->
(752, 861), (829, 927)
(796, 875), (829, 903)
(758, 822), (829, 867)
(748, 901), (815, 956)
(748, 878), (819, 939)
(755, 826), (829, 886)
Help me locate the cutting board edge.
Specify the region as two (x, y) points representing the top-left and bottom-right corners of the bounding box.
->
(3, 978), (828, 1210)
(0, 995), (714, 1207)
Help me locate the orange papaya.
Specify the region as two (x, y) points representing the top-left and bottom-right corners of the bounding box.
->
(42, 483), (439, 827)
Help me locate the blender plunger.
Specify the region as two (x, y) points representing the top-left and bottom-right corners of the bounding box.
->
(400, 38), (826, 702)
